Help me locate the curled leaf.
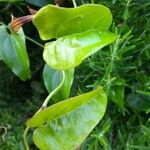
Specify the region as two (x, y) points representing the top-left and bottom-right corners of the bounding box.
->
(11, 15), (33, 32)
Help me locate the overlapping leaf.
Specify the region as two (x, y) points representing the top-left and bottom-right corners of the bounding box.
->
(33, 4), (112, 40)
(43, 64), (74, 101)
(26, 87), (107, 149)
(0, 25), (31, 81)
(27, 4), (116, 150)
(43, 30), (116, 70)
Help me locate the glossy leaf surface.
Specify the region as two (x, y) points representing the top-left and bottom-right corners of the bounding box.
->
(0, 25), (31, 81)
(43, 30), (117, 70)
(43, 64), (74, 101)
(33, 4), (112, 40)
(28, 87), (107, 150)
(26, 87), (107, 127)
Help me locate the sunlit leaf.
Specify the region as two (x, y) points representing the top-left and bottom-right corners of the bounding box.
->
(26, 87), (107, 127)
(43, 30), (117, 70)
(0, 25), (31, 81)
(26, 87), (107, 150)
(33, 4), (112, 40)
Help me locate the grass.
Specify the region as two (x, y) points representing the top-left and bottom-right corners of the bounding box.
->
(0, 0), (150, 149)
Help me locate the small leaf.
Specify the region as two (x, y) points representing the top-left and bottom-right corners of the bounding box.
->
(127, 92), (150, 112)
(108, 78), (125, 109)
(0, 25), (31, 81)
(43, 64), (74, 101)
(27, 87), (107, 150)
(43, 30), (117, 70)
(33, 4), (112, 40)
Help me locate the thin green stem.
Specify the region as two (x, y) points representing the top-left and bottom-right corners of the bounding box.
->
(23, 71), (65, 149)
(36, 71), (65, 114)
(72, 0), (77, 8)
(25, 36), (44, 48)
(23, 127), (30, 150)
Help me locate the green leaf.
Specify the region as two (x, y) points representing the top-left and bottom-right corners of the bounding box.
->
(27, 87), (107, 150)
(43, 30), (117, 70)
(127, 92), (150, 112)
(108, 78), (125, 109)
(33, 4), (112, 40)
(26, 87), (107, 127)
(43, 64), (62, 92)
(0, 25), (31, 81)
(43, 64), (74, 101)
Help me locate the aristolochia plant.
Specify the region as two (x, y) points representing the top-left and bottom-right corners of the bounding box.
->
(0, 3), (117, 150)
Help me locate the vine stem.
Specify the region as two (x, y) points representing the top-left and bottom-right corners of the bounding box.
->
(36, 70), (65, 113)
(23, 71), (65, 149)
(72, 0), (77, 8)
(23, 127), (30, 150)
(25, 36), (44, 48)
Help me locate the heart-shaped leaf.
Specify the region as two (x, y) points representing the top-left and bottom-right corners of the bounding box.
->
(26, 87), (107, 150)
(43, 64), (74, 101)
(0, 25), (31, 81)
(43, 30), (117, 70)
(33, 4), (112, 40)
